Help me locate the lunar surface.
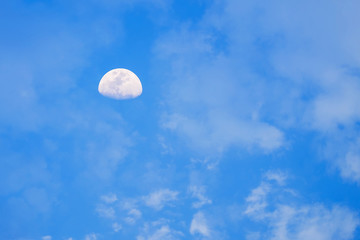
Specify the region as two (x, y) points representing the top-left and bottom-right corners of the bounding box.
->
(98, 68), (142, 100)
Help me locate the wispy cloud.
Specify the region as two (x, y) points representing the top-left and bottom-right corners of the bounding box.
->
(188, 185), (212, 208)
(124, 208), (142, 225)
(143, 189), (179, 210)
(190, 211), (211, 237)
(244, 181), (271, 218)
(155, 8), (289, 157)
(96, 205), (115, 219)
(84, 233), (98, 240)
(137, 220), (183, 240)
(112, 222), (122, 232)
(244, 171), (360, 240)
(101, 193), (118, 204)
(155, 0), (360, 183)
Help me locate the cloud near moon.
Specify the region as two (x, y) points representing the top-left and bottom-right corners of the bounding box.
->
(98, 68), (142, 100)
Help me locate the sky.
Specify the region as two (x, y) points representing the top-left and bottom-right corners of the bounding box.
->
(1, 0), (360, 239)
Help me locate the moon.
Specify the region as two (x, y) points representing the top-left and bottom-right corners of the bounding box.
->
(98, 68), (142, 100)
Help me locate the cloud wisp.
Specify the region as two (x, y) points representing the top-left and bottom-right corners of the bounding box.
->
(154, 0), (360, 183)
(244, 171), (360, 240)
(143, 189), (179, 211)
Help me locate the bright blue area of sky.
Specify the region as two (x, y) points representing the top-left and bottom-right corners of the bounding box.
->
(1, 0), (360, 240)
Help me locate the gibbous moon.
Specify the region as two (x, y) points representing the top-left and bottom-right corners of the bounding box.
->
(98, 68), (142, 100)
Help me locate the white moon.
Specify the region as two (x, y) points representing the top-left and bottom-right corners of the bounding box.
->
(98, 68), (142, 100)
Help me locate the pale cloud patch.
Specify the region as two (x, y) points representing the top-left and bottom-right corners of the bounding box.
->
(188, 185), (212, 208)
(121, 198), (139, 210)
(156, 24), (285, 157)
(42, 236), (52, 240)
(101, 193), (118, 204)
(338, 138), (360, 183)
(23, 187), (52, 214)
(244, 171), (286, 218)
(124, 208), (142, 224)
(84, 233), (97, 240)
(272, 205), (359, 240)
(95, 193), (124, 233)
(129, 208), (142, 218)
(155, 0), (360, 182)
(190, 157), (220, 170)
(265, 171), (287, 186)
(158, 135), (174, 155)
(323, 134), (360, 184)
(112, 222), (122, 232)
(340, 151), (360, 183)
(244, 182), (271, 218)
(116, 198), (142, 225)
(190, 211), (211, 237)
(144, 189), (179, 210)
(137, 220), (183, 240)
(246, 232), (261, 240)
(96, 204), (115, 219)
(244, 171), (360, 240)
(308, 76), (360, 131)
(163, 112), (284, 154)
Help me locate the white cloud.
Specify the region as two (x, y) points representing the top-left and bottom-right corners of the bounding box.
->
(154, 0), (360, 183)
(96, 204), (115, 219)
(162, 113), (284, 154)
(308, 76), (360, 131)
(42, 236), (52, 240)
(190, 211), (211, 237)
(341, 151), (360, 182)
(84, 233), (97, 240)
(129, 208), (142, 218)
(269, 205), (359, 240)
(124, 208), (142, 224)
(321, 134), (360, 184)
(244, 171), (360, 240)
(137, 221), (183, 240)
(265, 171), (287, 185)
(112, 222), (122, 232)
(244, 182), (271, 218)
(189, 185), (212, 208)
(101, 193), (118, 204)
(144, 189), (179, 210)
(121, 198), (139, 210)
(155, 11), (288, 157)
(147, 225), (177, 240)
(337, 138), (360, 183)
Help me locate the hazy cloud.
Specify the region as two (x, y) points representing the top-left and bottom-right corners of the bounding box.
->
(155, 0), (360, 183)
(96, 205), (115, 219)
(137, 220), (183, 240)
(101, 193), (118, 204)
(189, 185), (212, 208)
(84, 233), (97, 240)
(244, 171), (360, 240)
(144, 189), (179, 210)
(112, 222), (122, 232)
(190, 211), (211, 237)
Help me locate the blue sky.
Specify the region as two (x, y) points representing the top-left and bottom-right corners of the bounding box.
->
(1, 0), (360, 239)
